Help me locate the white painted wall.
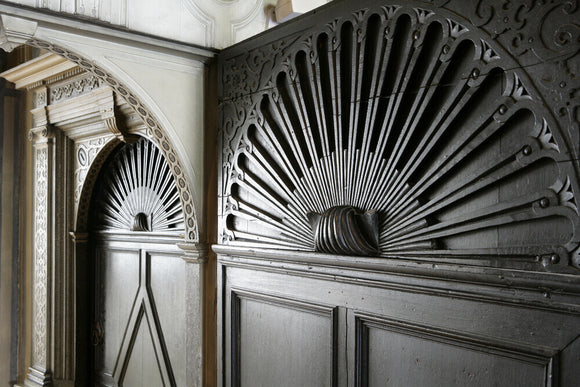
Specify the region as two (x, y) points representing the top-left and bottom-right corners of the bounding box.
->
(3, 0), (332, 48)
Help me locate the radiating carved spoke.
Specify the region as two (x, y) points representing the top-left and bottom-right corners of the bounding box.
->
(221, 5), (579, 272)
(94, 137), (184, 233)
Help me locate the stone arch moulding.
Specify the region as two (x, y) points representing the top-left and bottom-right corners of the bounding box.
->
(24, 38), (201, 242)
(219, 0), (580, 274)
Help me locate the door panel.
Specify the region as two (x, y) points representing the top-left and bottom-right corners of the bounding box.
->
(92, 237), (185, 386)
(89, 137), (186, 386)
(122, 315), (165, 386)
(94, 246), (140, 379)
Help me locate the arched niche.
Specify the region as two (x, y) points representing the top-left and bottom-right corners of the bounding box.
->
(1, 37), (209, 385)
(29, 40), (200, 241)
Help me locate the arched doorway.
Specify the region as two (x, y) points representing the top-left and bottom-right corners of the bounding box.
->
(0, 36), (209, 384)
(87, 136), (186, 385)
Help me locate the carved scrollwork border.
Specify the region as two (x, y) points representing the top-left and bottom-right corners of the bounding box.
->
(32, 144), (48, 367)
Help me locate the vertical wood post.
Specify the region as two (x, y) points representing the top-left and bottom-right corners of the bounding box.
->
(179, 242), (208, 387)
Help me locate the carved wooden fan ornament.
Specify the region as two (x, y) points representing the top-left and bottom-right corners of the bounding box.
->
(94, 137), (184, 233)
(220, 4), (579, 272)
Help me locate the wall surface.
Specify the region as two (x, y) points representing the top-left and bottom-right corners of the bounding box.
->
(2, 0), (330, 48)
(0, 79), (20, 386)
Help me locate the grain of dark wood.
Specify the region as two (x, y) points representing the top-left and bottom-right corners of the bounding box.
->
(216, 1), (580, 385)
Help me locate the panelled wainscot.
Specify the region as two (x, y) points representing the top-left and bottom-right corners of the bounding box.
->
(216, 0), (580, 386)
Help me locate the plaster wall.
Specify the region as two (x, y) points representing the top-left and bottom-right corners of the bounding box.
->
(4, 0), (284, 48)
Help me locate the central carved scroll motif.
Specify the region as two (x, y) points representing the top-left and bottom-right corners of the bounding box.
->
(308, 206), (379, 256)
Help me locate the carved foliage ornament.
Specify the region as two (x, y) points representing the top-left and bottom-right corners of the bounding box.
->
(219, 0), (580, 273)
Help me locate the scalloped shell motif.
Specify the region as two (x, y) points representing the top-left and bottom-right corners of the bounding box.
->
(221, 7), (580, 272)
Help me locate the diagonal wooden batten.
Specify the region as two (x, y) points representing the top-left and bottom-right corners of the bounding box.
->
(234, 178), (311, 238)
(383, 107), (520, 233)
(244, 149), (306, 215)
(380, 150), (532, 237)
(311, 43), (338, 205)
(384, 153), (556, 242)
(260, 107), (324, 212)
(230, 230), (313, 248)
(381, 79), (474, 210)
(231, 205), (310, 244)
(271, 85), (324, 207)
(237, 165), (311, 231)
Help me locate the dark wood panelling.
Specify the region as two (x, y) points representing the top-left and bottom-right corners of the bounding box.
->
(218, 251), (580, 386)
(230, 289), (337, 387)
(218, 0), (580, 274)
(217, 0), (580, 385)
(149, 250), (187, 387)
(356, 313), (552, 387)
(91, 238), (185, 386)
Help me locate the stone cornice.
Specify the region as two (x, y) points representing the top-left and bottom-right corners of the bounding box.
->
(0, 12), (37, 52)
(0, 1), (217, 61)
(0, 52), (77, 89)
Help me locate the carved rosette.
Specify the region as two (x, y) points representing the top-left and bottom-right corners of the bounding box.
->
(219, 1), (580, 273)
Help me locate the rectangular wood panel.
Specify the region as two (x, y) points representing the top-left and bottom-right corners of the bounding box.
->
(92, 237), (186, 386)
(231, 289), (337, 387)
(355, 313), (552, 387)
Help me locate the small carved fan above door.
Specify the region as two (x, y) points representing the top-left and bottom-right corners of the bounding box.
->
(93, 137), (184, 233)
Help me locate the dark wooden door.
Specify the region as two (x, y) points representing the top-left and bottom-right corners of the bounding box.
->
(90, 138), (186, 386)
(216, 1), (580, 385)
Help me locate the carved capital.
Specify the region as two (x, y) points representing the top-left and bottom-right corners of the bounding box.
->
(178, 242), (209, 264)
(0, 14), (38, 52)
(28, 125), (55, 144)
(93, 87), (138, 143)
(29, 94), (49, 130)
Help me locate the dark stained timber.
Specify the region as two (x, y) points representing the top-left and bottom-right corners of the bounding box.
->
(93, 137), (185, 233)
(219, 1), (580, 273)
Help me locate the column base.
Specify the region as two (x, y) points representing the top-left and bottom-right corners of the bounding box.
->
(25, 366), (52, 386)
